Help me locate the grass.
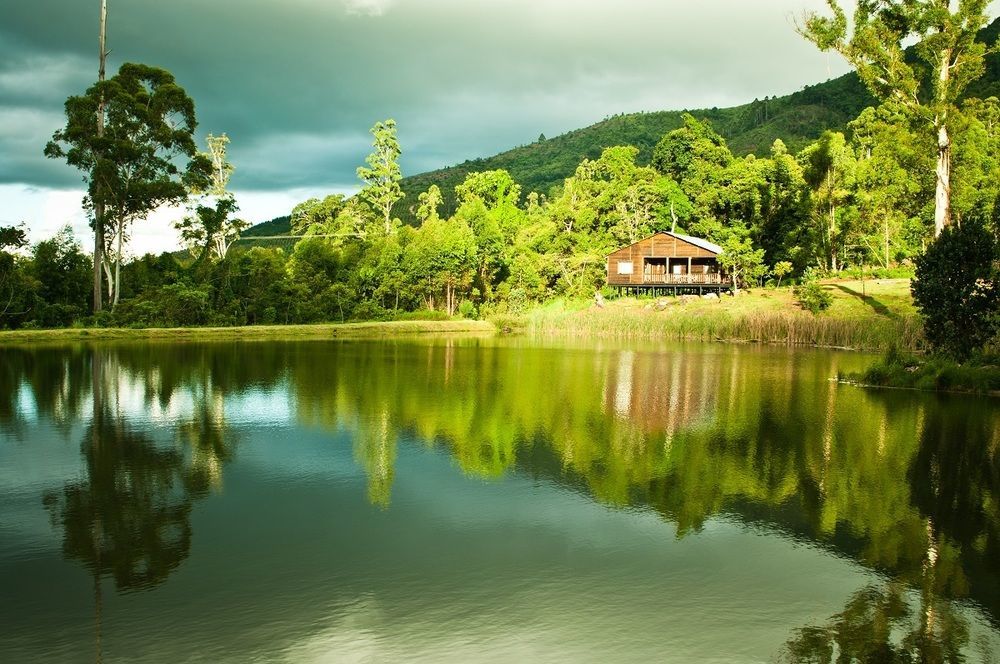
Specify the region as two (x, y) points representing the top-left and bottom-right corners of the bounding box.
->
(849, 348), (1000, 396)
(521, 279), (923, 352)
(0, 320), (495, 344)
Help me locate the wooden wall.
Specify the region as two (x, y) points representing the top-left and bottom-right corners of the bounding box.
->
(607, 233), (718, 286)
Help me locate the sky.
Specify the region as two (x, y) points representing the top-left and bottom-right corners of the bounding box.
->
(0, 0), (989, 255)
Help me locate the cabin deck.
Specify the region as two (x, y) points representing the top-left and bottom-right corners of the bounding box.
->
(610, 279), (734, 297)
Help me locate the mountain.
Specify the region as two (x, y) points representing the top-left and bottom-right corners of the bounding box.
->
(242, 17), (1000, 236)
(397, 72), (873, 221)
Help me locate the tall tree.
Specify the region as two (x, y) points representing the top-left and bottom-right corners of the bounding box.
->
(800, 131), (857, 271)
(849, 104), (929, 267)
(800, 0), (995, 236)
(93, 0), (108, 313)
(175, 134), (248, 262)
(357, 119), (403, 236)
(46, 63), (203, 307)
(0, 225), (29, 325)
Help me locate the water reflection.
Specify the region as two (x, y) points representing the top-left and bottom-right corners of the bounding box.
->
(1, 339), (998, 661)
(33, 348), (238, 596)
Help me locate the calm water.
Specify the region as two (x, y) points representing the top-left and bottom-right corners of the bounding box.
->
(1, 337), (998, 663)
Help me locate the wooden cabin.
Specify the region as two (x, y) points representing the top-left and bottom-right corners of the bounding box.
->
(606, 231), (730, 296)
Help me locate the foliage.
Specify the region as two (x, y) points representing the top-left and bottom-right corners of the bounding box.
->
(112, 282), (212, 328)
(45, 62), (204, 306)
(772, 261), (793, 287)
(174, 134), (249, 262)
(794, 282), (834, 314)
(0, 224), (29, 326)
(859, 346), (1000, 394)
(911, 219), (999, 359)
(19, 22), (1000, 335)
(800, 0), (996, 234)
(357, 119), (404, 236)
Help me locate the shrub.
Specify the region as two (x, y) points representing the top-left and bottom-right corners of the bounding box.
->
(911, 221), (999, 361)
(457, 300), (477, 319)
(793, 283), (833, 314)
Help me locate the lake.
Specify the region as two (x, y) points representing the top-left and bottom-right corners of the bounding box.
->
(1, 337), (998, 663)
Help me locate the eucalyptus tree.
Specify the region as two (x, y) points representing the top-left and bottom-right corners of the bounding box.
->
(175, 134), (249, 262)
(799, 131), (858, 271)
(800, 0), (995, 236)
(849, 104), (929, 266)
(45, 63), (204, 307)
(357, 119), (403, 236)
(416, 185), (444, 224)
(290, 194), (347, 236)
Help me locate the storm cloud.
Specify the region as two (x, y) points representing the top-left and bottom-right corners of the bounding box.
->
(4, 0), (996, 248)
(2, 0), (870, 192)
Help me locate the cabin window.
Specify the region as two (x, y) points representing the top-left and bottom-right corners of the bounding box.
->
(617, 261), (633, 275)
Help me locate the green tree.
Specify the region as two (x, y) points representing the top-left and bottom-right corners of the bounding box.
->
(416, 185), (444, 224)
(174, 134), (248, 262)
(754, 140), (811, 269)
(290, 194), (348, 237)
(772, 260), (793, 288)
(799, 131), (858, 271)
(357, 119), (404, 236)
(800, 0), (995, 236)
(29, 227), (92, 327)
(911, 219), (998, 360)
(0, 225), (29, 326)
(45, 63), (204, 307)
(849, 104), (931, 267)
(952, 96), (1000, 232)
(405, 216), (477, 315)
(718, 235), (765, 294)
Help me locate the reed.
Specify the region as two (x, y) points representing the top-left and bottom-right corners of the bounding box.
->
(523, 283), (923, 352)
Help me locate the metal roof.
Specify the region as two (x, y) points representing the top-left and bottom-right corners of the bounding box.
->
(661, 231), (723, 255)
(606, 231), (723, 256)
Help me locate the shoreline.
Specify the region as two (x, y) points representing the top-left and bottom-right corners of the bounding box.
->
(0, 320), (496, 344)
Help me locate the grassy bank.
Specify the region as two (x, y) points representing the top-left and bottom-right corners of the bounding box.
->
(521, 279), (922, 352)
(0, 320), (495, 344)
(846, 349), (1000, 396)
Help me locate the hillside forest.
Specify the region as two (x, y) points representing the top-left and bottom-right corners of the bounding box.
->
(2, 12), (1000, 333)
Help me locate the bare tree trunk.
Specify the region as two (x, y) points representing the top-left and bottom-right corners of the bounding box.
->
(93, 0), (108, 313)
(934, 122), (951, 237)
(113, 228), (122, 307)
(934, 43), (952, 237)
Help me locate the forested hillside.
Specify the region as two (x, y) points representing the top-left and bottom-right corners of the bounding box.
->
(396, 73), (874, 221)
(241, 17), (998, 235)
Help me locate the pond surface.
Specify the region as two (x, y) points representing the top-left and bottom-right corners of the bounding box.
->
(1, 337), (999, 663)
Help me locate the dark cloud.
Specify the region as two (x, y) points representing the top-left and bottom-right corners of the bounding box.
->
(1, 0), (916, 193)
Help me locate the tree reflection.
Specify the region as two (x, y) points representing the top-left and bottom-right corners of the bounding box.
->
(37, 346), (241, 661)
(42, 351), (195, 592)
(5, 338), (999, 655)
(43, 408), (193, 591)
(781, 582), (970, 663)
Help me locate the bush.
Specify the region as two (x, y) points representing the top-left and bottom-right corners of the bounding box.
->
(793, 283), (833, 314)
(395, 309), (451, 321)
(113, 283), (211, 327)
(350, 301), (391, 322)
(911, 221), (999, 361)
(457, 300), (477, 319)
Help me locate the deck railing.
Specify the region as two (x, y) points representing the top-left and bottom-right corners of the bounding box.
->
(642, 273), (723, 285)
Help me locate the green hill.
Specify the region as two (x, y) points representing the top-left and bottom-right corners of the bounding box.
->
(396, 72), (875, 221)
(243, 17), (1000, 236)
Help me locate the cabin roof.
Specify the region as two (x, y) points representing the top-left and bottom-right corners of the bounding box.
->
(607, 231), (723, 257)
